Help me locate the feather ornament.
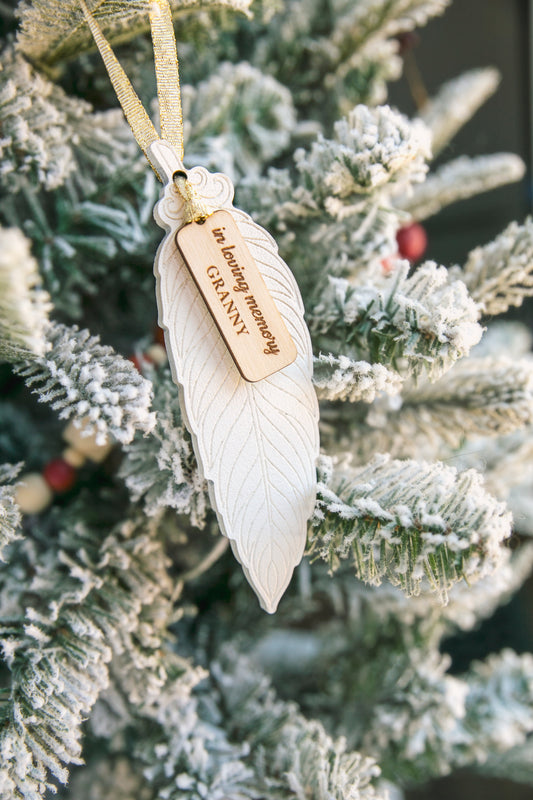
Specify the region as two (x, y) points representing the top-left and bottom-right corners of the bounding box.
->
(149, 140), (319, 612)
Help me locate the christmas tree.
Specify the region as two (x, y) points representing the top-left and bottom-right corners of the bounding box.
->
(1, 0), (533, 798)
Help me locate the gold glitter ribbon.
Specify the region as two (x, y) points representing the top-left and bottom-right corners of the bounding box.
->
(79, 0), (185, 167)
(80, 1), (209, 220)
(149, 0), (184, 159)
(79, 0), (160, 156)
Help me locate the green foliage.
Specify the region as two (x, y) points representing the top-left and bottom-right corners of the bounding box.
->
(0, 508), (174, 799)
(363, 649), (533, 784)
(0, 45), (89, 192)
(311, 455), (511, 601)
(309, 262), (482, 380)
(17, 0), (253, 65)
(313, 354), (402, 403)
(13, 323), (155, 445)
(457, 217), (533, 316)
(1, 164), (157, 319)
(1, 0), (533, 798)
(251, 0), (451, 114)
(184, 61), (297, 178)
(0, 464), (23, 561)
(353, 355), (533, 462)
(120, 371), (208, 522)
(399, 154), (526, 223)
(239, 104), (431, 302)
(0, 227), (51, 361)
(419, 67), (500, 156)
(125, 646), (386, 800)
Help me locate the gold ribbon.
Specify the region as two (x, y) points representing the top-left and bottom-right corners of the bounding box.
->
(149, 0), (184, 159)
(80, 0), (209, 222)
(79, 0), (160, 156)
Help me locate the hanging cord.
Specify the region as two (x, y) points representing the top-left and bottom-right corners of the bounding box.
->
(79, 0), (209, 222)
(149, 0), (184, 160)
(79, 0), (160, 157)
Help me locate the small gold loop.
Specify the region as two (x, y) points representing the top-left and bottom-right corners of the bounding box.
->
(172, 172), (212, 225)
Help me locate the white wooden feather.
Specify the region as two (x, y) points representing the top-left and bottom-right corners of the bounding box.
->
(148, 140), (319, 613)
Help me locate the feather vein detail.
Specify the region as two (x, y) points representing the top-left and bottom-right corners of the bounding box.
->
(149, 141), (319, 612)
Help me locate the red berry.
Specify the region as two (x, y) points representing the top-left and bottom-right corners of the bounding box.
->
(396, 222), (427, 263)
(43, 458), (77, 493)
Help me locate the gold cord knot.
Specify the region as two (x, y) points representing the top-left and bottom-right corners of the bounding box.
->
(172, 173), (211, 225)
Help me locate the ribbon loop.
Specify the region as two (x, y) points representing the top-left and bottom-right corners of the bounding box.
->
(150, 0), (184, 160)
(79, 0), (184, 177)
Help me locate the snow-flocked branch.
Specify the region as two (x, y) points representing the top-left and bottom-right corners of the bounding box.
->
(183, 61), (297, 179)
(313, 354), (403, 403)
(356, 356), (533, 461)
(363, 649), (533, 784)
(310, 455), (511, 601)
(419, 68), (500, 156)
(0, 227), (51, 361)
(0, 512), (173, 798)
(309, 263), (482, 380)
(457, 217), (533, 315)
(397, 154), (525, 222)
(13, 323), (155, 445)
(0, 464), (23, 562)
(120, 372), (208, 522)
(18, 0), (253, 65)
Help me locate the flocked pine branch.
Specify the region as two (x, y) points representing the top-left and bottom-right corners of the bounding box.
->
(0, 46), (88, 192)
(183, 61), (296, 178)
(419, 68), (500, 156)
(397, 154), (526, 222)
(128, 644), (386, 800)
(0, 45), (142, 195)
(210, 648), (385, 800)
(0, 511), (173, 799)
(455, 217), (533, 315)
(0, 464), (23, 562)
(323, 0), (451, 101)
(343, 543), (533, 643)
(402, 356), (533, 440)
(251, 0), (450, 113)
(0, 227), (51, 361)
(440, 544), (533, 633)
(296, 104), (431, 202)
(17, 0), (253, 65)
(313, 354), (402, 403)
(13, 322), (155, 445)
(335, 0), (451, 50)
(480, 735), (533, 787)
(309, 262), (482, 380)
(362, 649), (533, 784)
(355, 355), (533, 461)
(310, 454), (511, 601)
(1, 166), (159, 318)
(239, 104), (431, 301)
(120, 371), (208, 522)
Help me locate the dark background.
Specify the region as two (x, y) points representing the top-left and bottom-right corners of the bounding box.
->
(389, 0), (530, 265)
(391, 2), (533, 798)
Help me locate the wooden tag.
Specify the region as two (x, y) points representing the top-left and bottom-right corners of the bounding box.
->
(177, 209), (297, 382)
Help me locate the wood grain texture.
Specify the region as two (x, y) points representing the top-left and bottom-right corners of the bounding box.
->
(149, 141), (319, 612)
(177, 210), (297, 382)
